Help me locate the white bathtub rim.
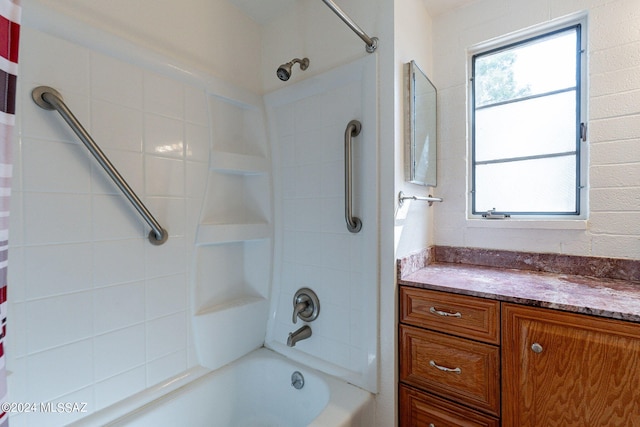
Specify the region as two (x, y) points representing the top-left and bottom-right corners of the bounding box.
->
(68, 347), (373, 427)
(66, 364), (211, 427)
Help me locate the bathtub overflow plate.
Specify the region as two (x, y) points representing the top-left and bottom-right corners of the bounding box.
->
(291, 371), (304, 390)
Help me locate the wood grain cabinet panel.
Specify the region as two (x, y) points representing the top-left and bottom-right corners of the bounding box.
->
(399, 385), (499, 427)
(400, 287), (500, 344)
(503, 303), (640, 426)
(400, 325), (501, 417)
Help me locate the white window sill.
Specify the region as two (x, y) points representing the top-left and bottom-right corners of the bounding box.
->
(466, 218), (587, 230)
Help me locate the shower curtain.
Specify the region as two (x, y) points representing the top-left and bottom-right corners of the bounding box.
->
(0, 0), (20, 425)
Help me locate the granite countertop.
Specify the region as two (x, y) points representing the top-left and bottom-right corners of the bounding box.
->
(398, 247), (640, 323)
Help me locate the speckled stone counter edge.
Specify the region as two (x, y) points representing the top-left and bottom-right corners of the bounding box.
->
(398, 246), (640, 282)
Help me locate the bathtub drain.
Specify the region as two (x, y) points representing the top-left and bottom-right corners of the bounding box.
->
(291, 371), (304, 390)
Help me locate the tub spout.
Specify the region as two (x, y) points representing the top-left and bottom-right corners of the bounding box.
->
(287, 325), (312, 347)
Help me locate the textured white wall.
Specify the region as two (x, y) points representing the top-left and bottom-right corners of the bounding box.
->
(432, 0), (640, 259)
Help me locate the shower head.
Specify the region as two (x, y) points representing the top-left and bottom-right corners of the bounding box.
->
(277, 57), (310, 81)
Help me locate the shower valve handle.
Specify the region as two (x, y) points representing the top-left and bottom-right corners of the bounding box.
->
(292, 288), (320, 324)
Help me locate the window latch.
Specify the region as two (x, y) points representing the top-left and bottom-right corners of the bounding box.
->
(482, 208), (510, 219)
(580, 123), (587, 142)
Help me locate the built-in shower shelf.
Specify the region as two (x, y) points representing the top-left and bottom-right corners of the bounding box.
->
(196, 222), (270, 245)
(210, 151), (268, 175)
(195, 295), (267, 316)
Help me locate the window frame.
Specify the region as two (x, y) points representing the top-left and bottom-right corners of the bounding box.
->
(468, 14), (588, 220)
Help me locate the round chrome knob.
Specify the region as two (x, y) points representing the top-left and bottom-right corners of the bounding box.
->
(531, 343), (544, 354)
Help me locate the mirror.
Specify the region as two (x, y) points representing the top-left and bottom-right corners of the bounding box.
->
(405, 60), (437, 186)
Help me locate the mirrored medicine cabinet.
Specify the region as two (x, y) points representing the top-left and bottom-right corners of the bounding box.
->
(405, 60), (437, 187)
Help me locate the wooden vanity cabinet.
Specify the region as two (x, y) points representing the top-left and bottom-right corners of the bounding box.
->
(400, 286), (640, 426)
(502, 303), (640, 426)
(399, 287), (501, 426)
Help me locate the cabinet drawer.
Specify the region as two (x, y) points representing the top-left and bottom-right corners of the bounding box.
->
(400, 325), (500, 416)
(399, 385), (499, 427)
(400, 287), (500, 344)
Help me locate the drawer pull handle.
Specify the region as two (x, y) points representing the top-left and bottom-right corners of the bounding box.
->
(531, 343), (544, 354)
(429, 307), (462, 318)
(429, 424), (435, 427)
(429, 360), (461, 374)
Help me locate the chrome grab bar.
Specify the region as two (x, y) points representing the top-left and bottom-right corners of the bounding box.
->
(345, 120), (362, 233)
(321, 0), (378, 53)
(31, 86), (168, 246)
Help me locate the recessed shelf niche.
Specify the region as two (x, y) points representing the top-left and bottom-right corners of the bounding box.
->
(192, 91), (272, 371)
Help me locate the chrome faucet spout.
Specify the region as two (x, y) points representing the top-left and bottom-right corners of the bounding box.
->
(287, 325), (312, 347)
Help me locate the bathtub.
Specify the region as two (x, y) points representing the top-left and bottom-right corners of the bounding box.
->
(70, 348), (374, 427)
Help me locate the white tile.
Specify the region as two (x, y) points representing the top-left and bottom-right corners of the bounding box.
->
(294, 129), (323, 166)
(91, 99), (143, 152)
(91, 149), (144, 195)
(92, 194), (146, 240)
(294, 163), (321, 197)
(91, 53), (143, 109)
(320, 196), (344, 233)
(278, 134), (295, 167)
(321, 161), (343, 198)
(146, 312), (187, 361)
(93, 281), (145, 335)
(23, 193), (91, 245)
(144, 114), (185, 159)
(94, 324), (146, 381)
(145, 236), (186, 278)
(321, 233), (351, 271)
(25, 386), (94, 427)
(22, 89), (90, 144)
(146, 350), (187, 387)
(22, 138), (91, 193)
(142, 197), (185, 238)
(94, 366), (146, 411)
(145, 156), (185, 197)
(92, 239), (145, 287)
(294, 232), (322, 266)
(185, 123), (209, 162)
(24, 243), (92, 299)
(184, 85), (208, 126)
(20, 28), (90, 96)
(26, 339), (93, 403)
(26, 292), (93, 353)
(319, 267), (350, 305)
(146, 273), (187, 320)
(6, 356), (27, 403)
(144, 71), (184, 120)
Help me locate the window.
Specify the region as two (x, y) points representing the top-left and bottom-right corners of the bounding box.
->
(470, 21), (585, 217)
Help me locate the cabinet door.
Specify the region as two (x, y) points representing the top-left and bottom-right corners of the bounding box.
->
(400, 325), (500, 416)
(399, 385), (499, 427)
(503, 303), (640, 426)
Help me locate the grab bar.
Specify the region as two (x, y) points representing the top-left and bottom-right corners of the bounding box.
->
(398, 191), (443, 207)
(345, 120), (362, 233)
(321, 0), (378, 53)
(32, 86), (168, 246)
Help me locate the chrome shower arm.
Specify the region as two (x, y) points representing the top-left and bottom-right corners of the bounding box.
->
(321, 0), (378, 53)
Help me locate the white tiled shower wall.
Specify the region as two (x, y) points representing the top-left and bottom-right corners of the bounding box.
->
(264, 56), (378, 392)
(7, 26), (210, 426)
(433, 0), (640, 259)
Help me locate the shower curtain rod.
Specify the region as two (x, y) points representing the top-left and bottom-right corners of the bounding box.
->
(321, 0), (378, 53)
(31, 86), (169, 246)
